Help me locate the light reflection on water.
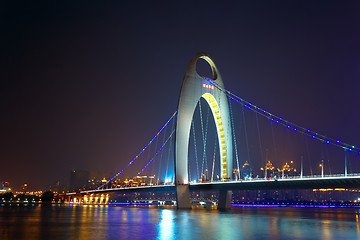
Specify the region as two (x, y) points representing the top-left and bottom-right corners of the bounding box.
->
(1, 205), (360, 240)
(158, 210), (175, 239)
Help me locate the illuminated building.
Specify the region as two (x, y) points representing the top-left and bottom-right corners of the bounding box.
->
(0, 182), (11, 193)
(261, 161), (276, 179)
(242, 161), (252, 179)
(278, 161), (296, 178)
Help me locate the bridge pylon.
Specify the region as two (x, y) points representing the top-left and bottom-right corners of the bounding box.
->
(175, 53), (233, 209)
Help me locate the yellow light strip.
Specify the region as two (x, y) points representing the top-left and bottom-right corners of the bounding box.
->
(202, 93), (227, 180)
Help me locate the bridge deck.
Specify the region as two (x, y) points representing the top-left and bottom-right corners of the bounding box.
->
(190, 175), (360, 191)
(73, 175), (360, 195)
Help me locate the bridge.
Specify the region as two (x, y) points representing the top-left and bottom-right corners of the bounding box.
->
(67, 53), (360, 210)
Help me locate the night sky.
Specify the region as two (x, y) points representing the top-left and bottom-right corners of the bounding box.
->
(1, 1), (360, 190)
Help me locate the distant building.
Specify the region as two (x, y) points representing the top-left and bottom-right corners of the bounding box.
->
(242, 161), (252, 179)
(278, 162), (296, 178)
(261, 161), (277, 178)
(0, 182), (11, 193)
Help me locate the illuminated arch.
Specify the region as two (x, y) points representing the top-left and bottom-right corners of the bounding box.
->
(175, 53), (233, 186)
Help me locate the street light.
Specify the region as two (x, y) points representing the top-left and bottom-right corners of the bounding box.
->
(319, 160), (324, 178)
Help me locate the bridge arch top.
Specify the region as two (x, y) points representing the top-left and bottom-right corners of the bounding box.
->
(191, 52), (219, 81)
(187, 53), (223, 84)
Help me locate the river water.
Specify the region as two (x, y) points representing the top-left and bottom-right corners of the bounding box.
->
(1, 205), (360, 239)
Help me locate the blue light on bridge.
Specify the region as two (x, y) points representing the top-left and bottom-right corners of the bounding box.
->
(109, 203), (154, 206)
(231, 204), (360, 208)
(206, 76), (360, 155)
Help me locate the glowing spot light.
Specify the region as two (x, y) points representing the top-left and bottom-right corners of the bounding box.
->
(202, 83), (214, 89)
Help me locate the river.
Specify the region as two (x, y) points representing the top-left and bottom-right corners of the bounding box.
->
(1, 205), (360, 239)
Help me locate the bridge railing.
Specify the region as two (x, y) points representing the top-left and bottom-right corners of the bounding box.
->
(190, 173), (360, 185)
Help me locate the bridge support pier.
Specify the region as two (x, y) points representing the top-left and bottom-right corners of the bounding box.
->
(176, 184), (192, 209)
(105, 194), (109, 204)
(218, 190), (232, 211)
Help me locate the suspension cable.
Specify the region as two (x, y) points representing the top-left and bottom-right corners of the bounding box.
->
(241, 104), (251, 165)
(97, 111), (177, 189)
(164, 116), (176, 182)
(199, 99), (208, 177)
(204, 104), (210, 180)
(137, 129), (176, 175)
(211, 134), (217, 182)
(151, 125), (160, 180)
(255, 112), (264, 170)
(287, 122), (298, 166)
(192, 118), (200, 181)
(144, 127), (154, 177)
(229, 98), (241, 180)
(156, 118), (169, 184)
(204, 77), (359, 154)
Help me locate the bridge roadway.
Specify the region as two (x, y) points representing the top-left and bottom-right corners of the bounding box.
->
(77, 174), (360, 195)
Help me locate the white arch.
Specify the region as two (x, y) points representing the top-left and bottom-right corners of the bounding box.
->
(175, 53), (233, 188)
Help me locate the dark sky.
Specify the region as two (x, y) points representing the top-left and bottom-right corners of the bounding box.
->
(1, 1), (360, 190)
